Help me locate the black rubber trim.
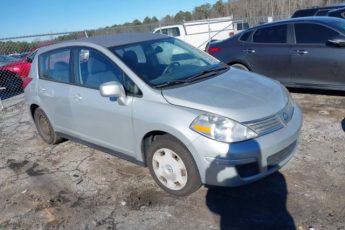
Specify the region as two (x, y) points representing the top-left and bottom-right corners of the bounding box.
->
(56, 132), (145, 167)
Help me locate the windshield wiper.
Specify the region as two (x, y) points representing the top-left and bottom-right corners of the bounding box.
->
(185, 66), (229, 82)
(154, 79), (188, 88)
(154, 65), (229, 89)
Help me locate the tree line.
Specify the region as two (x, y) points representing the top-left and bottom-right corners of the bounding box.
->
(1, 0), (344, 54)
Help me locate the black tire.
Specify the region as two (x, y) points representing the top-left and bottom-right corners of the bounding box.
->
(231, 63), (249, 71)
(34, 108), (63, 144)
(147, 134), (201, 196)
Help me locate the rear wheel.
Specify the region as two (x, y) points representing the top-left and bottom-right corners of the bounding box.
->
(231, 63), (249, 71)
(147, 135), (201, 196)
(34, 108), (63, 144)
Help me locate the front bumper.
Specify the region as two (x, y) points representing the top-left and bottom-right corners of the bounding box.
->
(188, 105), (303, 187)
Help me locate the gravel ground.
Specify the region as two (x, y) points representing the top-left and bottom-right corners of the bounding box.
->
(0, 91), (344, 230)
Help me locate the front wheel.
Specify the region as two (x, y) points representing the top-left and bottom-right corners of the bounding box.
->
(231, 63), (249, 71)
(147, 135), (201, 196)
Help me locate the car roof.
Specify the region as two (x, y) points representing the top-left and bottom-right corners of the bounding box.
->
(293, 4), (345, 14)
(292, 4), (345, 17)
(37, 32), (170, 55)
(297, 4), (345, 11)
(250, 16), (345, 29)
(75, 32), (168, 48)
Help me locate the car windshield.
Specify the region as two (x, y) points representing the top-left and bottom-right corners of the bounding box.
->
(110, 37), (226, 88)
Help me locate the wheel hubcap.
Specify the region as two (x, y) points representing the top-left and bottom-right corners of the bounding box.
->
(152, 148), (187, 190)
(38, 115), (51, 139)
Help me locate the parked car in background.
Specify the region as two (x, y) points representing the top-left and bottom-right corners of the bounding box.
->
(9, 51), (30, 60)
(153, 17), (249, 50)
(291, 4), (345, 17)
(0, 50), (36, 92)
(25, 33), (302, 196)
(0, 55), (18, 67)
(207, 17), (345, 91)
(327, 7), (345, 19)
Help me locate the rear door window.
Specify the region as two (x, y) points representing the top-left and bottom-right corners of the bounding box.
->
(236, 22), (249, 31)
(294, 23), (339, 44)
(168, 27), (180, 37)
(253, 25), (288, 44)
(315, 9), (330, 16)
(239, 30), (253, 42)
(292, 9), (318, 17)
(159, 29), (168, 35)
(38, 49), (71, 83)
(155, 28), (180, 37)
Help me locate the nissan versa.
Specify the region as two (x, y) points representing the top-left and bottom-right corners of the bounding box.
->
(24, 33), (303, 196)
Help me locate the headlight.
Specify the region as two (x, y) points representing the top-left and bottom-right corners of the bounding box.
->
(190, 114), (257, 143)
(280, 84), (294, 122)
(281, 84), (294, 105)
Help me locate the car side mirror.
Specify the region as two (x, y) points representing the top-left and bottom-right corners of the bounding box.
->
(99, 81), (128, 105)
(327, 36), (345, 47)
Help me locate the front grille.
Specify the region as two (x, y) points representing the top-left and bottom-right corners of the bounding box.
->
(244, 99), (294, 136)
(267, 141), (297, 167)
(246, 116), (284, 136)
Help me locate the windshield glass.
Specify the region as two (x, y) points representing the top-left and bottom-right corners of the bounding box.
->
(110, 37), (224, 88)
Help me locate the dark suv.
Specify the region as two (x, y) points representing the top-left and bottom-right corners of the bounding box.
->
(292, 4), (345, 17)
(207, 17), (345, 91)
(327, 7), (345, 19)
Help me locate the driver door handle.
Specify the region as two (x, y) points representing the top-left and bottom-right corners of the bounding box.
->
(295, 50), (308, 55)
(243, 49), (256, 54)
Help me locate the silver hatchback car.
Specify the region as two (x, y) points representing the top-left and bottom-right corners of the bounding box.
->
(24, 33), (302, 196)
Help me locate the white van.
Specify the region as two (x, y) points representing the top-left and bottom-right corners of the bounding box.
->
(153, 17), (249, 50)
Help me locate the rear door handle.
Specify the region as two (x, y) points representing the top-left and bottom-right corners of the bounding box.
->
(73, 94), (83, 101)
(243, 49), (256, 54)
(295, 50), (308, 55)
(39, 87), (46, 92)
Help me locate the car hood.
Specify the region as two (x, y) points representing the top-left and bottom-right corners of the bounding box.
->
(161, 68), (288, 122)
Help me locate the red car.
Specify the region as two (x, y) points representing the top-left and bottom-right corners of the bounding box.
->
(0, 50), (37, 92)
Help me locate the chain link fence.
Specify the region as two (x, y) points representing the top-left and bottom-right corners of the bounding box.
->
(0, 15), (287, 110)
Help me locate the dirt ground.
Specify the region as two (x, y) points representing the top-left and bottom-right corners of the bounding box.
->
(0, 91), (344, 230)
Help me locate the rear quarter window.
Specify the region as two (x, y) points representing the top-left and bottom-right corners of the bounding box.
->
(239, 30), (253, 42)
